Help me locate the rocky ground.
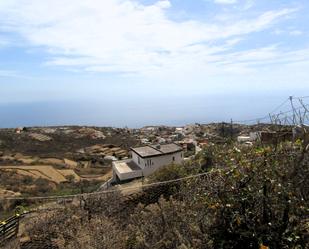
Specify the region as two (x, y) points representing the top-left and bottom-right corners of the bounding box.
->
(0, 126), (140, 213)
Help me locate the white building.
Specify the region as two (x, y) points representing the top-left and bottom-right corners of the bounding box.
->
(237, 135), (252, 143)
(249, 131), (262, 141)
(112, 143), (183, 182)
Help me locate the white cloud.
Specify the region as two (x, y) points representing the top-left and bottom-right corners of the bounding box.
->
(155, 0), (171, 9)
(289, 30), (303, 36)
(0, 36), (9, 48)
(240, 0), (255, 10)
(273, 28), (303, 36)
(212, 0), (254, 10)
(0, 69), (20, 78)
(214, 0), (238, 4)
(0, 0), (299, 76)
(273, 29), (284, 35)
(218, 46), (305, 65)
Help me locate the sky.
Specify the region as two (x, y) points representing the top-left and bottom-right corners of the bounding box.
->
(0, 0), (309, 127)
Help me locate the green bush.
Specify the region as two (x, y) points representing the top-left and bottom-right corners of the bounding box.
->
(15, 141), (308, 249)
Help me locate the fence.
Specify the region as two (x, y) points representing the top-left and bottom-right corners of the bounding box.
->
(0, 214), (20, 246)
(97, 177), (114, 191)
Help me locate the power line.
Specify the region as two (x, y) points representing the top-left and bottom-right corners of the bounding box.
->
(268, 98), (290, 115)
(235, 97), (309, 124)
(1, 97), (308, 201)
(0, 171), (212, 201)
(234, 97), (290, 124)
(295, 96), (309, 99)
(270, 104), (309, 116)
(0, 156), (262, 201)
(234, 116), (269, 124)
(0, 151), (295, 202)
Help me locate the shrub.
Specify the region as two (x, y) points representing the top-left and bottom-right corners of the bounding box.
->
(16, 141), (308, 249)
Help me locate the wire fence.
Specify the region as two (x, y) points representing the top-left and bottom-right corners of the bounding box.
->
(0, 96), (308, 248)
(234, 96), (309, 126)
(0, 171), (212, 202)
(0, 214), (20, 246)
(1, 96), (308, 204)
(0, 169), (223, 248)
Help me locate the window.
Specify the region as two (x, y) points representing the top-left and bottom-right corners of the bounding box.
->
(146, 159), (152, 166)
(138, 156), (140, 164)
(173, 156), (175, 161)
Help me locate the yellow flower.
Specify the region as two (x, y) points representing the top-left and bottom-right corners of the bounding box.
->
(260, 244), (269, 249)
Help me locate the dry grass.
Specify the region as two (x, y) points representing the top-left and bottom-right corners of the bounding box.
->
(38, 158), (64, 166)
(0, 165), (110, 185)
(58, 169), (81, 181)
(0, 188), (21, 197)
(64, 158), (78, 168)
(0, 166), (67, 184)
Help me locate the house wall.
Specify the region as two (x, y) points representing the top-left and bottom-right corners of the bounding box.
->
(132, 151), (145, 169)
(237, 136), (252, 143)
(112, 162), (142, 181)
(250, 132), (261, 141)
(141, 151), (183, 176)
(114, 150), (184, 182)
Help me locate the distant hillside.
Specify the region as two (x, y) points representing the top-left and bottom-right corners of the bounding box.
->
(5, 138), (308, 249)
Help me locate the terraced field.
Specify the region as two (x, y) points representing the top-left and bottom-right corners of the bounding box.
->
(0, 165), (110, 184)
(0, 166), (70, 184)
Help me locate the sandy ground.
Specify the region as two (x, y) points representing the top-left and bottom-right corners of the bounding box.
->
(0, 166), (67, 184)
(38, 158), (64, 165)
(79, 169), (113, 182)
(1, 165), (111, 184)
(114, 179), (144, 195)
(0, 188), (21, 197)
(18, 158), (37, 164)
(58, 169), (81, 181)
(64, 158), (78, 168)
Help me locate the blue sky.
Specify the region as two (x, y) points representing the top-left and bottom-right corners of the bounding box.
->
(0, 0), (309, 127)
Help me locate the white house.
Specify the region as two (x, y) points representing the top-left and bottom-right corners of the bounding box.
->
(249, 131), (262, 141)
(237, 135), (252, 143)
(112, 143), (183, 182)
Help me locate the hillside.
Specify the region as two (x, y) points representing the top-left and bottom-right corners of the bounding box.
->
(2, 136), (308, 249)
(0, 126), (140, 204)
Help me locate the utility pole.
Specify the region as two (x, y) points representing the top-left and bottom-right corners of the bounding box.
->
(230, 118), (233, 140)
(220, 122), (225, 137)
(289, 96), (297, 125)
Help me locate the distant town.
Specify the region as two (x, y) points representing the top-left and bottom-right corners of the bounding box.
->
(0, 122), (300, 199)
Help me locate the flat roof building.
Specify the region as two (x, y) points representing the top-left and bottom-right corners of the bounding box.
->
(112, 143), (183, 182)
